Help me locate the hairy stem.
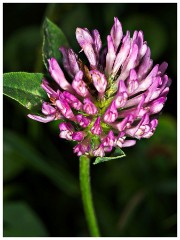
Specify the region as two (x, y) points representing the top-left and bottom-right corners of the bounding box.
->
(79, 155), (100, 237)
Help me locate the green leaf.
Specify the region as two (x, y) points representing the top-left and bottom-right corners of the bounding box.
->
(3, 72), (47, 110)
(93, 148), (126, 165)
(111, 147), (126, 157)
(4, 201), (48, 237)
(42, 18), (69, 69)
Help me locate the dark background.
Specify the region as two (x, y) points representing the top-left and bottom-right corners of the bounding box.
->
(3, 3), (177, 237)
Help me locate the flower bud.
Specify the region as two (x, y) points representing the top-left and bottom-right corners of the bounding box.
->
(149, 97), (166, 114)
(76, 114), (91, 128)
(83, 98), (98, 115)
(59, 122), (74, 140)
(42, 102), (56, 115)
(115, 80), (128, 108)
(103, 101), (118, 123)
(91, 117), (102, 135)
(90, 70), (107, 94)
(92, 29), (102, 58)
(72, 131), (85, 141)
(60, 47), (79, 78)
(112, 31), (131, 75)
(102, 130), (115, 147)
(48, 58), (73, 92)
(126, 69), (138, 95)
(110, 17), (123, 52)
(72, 71), (91, 97)
(105, 35), (116, 74)
(56, 98), (75, 120)
(63, 91), (83, 110)
(73, 142), (90, 156)
(118, 43), (138, 81)
(93, 144), (105, 157)
(41, 79), (58, 98)
(76, 28), (97, 68)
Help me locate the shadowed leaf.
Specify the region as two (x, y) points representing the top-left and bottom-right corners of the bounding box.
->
(4, 201), (48, 237)
(42, 18), (69, 69)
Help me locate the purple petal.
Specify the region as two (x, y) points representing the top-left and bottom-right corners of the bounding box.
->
(125, 113), (150, 138)
(59, 122), (74, 141)
(150, 118), (158, 130)
(63, 91), (83, 110)
(60, 47), (80, 78)
(137, 47), (153, 80)
(144, 76), (161, 102)
(42, 102), (56, 115)
(114, 114), (134, 131)
(59, 122), (74, 131)
(93, 144), (105, 157)
(72, 71), (91, 97)
(115, 132), (125, 148)
(149, 97), (166, 114)
(118, 43), (139, 81)
(158, 62), (168, 76)
(103, 101), (118, 123)
(110, 17), (123, 52)
(48, 58), (73, 92)
(134, 65), (159, 94)
(84, 43), (97, 68)
(72, 131), (85, 141)
(76, 28), (97, 68)
(112, 31), (131, 75)
(90, 70), (107, 94)
(76, 27), (93, 46)
(142, 119), (158, 138)
(91, 116), (102, 135)
(125, 76), (160, 109)
(122, 140), (136, 147)
(76, 114), (91, 128)
(104, 146), (113, 152)
(59, 47), (70, 75)
(115, 80), (128, 108)
(102, 130), (115, 147)
(83, 98), (98, 115)
(132, 31), (147, 61)
(92, 29), (102, 58)
(126, 69), (138, 95)
(68, 49), (80, 76)
(27, 114), (55, 123)
(105, 35), (116, 75)
(73, 142), (90, 156)
(41, 79), (58, 98)
(160, 87), (169, 98)
(56, 98), (75, 120)
(119, 94), (146, 119)
(59, 131), (73, 141)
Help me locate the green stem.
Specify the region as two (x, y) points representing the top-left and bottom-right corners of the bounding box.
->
(79, 155), (100, 237)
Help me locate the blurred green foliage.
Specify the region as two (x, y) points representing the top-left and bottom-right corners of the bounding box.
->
(4, 201), (48, 236)
(3, 3), (177, 237)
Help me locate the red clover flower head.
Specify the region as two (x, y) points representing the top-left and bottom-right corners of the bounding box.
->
(28, 17), (171, 158)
